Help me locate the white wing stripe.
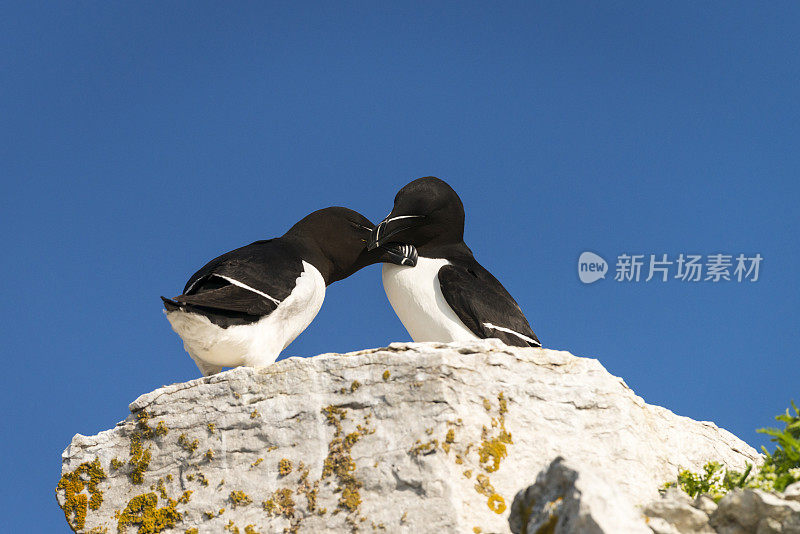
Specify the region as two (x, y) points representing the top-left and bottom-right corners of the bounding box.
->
(482, 322), (541, 346)
(385, 215), (424, 223)
(213, 274), (281, 305)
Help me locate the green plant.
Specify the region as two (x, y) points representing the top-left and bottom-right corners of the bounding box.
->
(755, 400), (800, 492)
(664, 400), (799, 500)
(665, 461), (750, 501)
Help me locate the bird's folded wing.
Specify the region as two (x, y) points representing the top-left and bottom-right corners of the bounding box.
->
(172, 282), (279, 317)
(437, 263), (540, 347)
(180, 239), (302, 312)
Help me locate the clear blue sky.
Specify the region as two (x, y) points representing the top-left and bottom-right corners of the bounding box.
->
(3, 3), (798, 530)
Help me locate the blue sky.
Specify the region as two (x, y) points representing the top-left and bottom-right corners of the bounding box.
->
(3, 3), (798, 530)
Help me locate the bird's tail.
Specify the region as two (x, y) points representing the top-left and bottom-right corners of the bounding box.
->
(161, 296), (182, 312)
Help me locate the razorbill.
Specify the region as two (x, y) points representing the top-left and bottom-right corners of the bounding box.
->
(367, 177), (540, 348)
(162, 207), (418, 375)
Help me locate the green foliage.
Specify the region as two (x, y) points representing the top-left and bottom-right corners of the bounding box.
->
(663, 400), (800, 500)
(756, 399), (800, 492)
(664, 461), (751, 501)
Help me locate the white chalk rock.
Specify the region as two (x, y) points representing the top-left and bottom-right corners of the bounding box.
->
(56, 341), (759, 533)
(508, 456), (652, 533)
(710, 489), (800, 534)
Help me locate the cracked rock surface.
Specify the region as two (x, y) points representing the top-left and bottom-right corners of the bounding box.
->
(57, 340), (759, 533)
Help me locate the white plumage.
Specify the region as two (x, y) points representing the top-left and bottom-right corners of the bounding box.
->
(165, 261), (325, 375)
(381, 257), (479, 343)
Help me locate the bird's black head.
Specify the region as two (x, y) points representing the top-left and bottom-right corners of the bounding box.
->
(285, 207), (417, 285)
(368, 177), (465, 253)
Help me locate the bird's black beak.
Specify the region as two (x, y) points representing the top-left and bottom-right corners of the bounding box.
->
(380, 243), (418, 267)
(367, 213), (425, 251)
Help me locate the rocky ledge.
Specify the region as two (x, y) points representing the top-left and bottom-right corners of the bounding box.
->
(57, 340), (761, 533)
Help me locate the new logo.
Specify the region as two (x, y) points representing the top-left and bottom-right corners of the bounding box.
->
(578, 252), (608, 284)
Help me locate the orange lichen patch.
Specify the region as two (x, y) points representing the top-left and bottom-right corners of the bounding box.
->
(278, 458), (293, 476)
(487, 493), (506, 514)
(382, 370), (390, 381)
(204, 449), (215, 461)
(125, 410), (169, 485)
(321, 404), (374, 515)
(474, 474), (494, 497)
(229, 490), (252, 508)
(223, 520), (240, 533)
(478, 393), (513, 473)
(177, 434), (198, 454)
(116, 491), (191, 534)
(409, 439), (438, 456)
(244, 525), (261, 534)
(262, 488), (295, 518)
(350, 380), (361, 392)
(442, 428), (456, 453)
(498, 392), (508, 415)
(250, 458), (263, 468)
(150, 478), (168, 500)
(297, 464), (321, 515)
(129, 442), (152, 485)
(474, 474), (506, 515)
(477, 432), (511, 473)
(185, 529), (198, 534)
(56, 458), (107, 531)
(250, 409), (260, 419)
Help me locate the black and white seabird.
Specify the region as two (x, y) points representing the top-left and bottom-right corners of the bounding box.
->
(162, 207), (417, 376)
(367, 177), (541, 348)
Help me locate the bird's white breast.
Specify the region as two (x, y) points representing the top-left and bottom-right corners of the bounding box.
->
(166, 260), (326, 370)
(382, 257), (479, 343)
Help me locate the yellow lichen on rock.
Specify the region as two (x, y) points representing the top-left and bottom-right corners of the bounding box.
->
(487, 493), (507, 514)
(116, 491), (189, 534)
(262, 488), (295, 518)
(126, 410), (169, 485)
(409, 439), (439, 456)
(320, 404), (374, 515)
(477, 393), (513, 473)
(56, 458), (107, 531)
(229, 490), (252, 508)
(177, 433), (199, 454)
(278, 458), (293, 476)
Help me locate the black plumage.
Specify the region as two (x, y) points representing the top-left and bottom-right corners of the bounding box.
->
(369, 177), (541, 348)
(163, 207), (417, 328)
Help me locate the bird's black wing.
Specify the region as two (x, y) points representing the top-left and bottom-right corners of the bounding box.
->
(165, 239), (304, 327)
(437, 261), (540, 347)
